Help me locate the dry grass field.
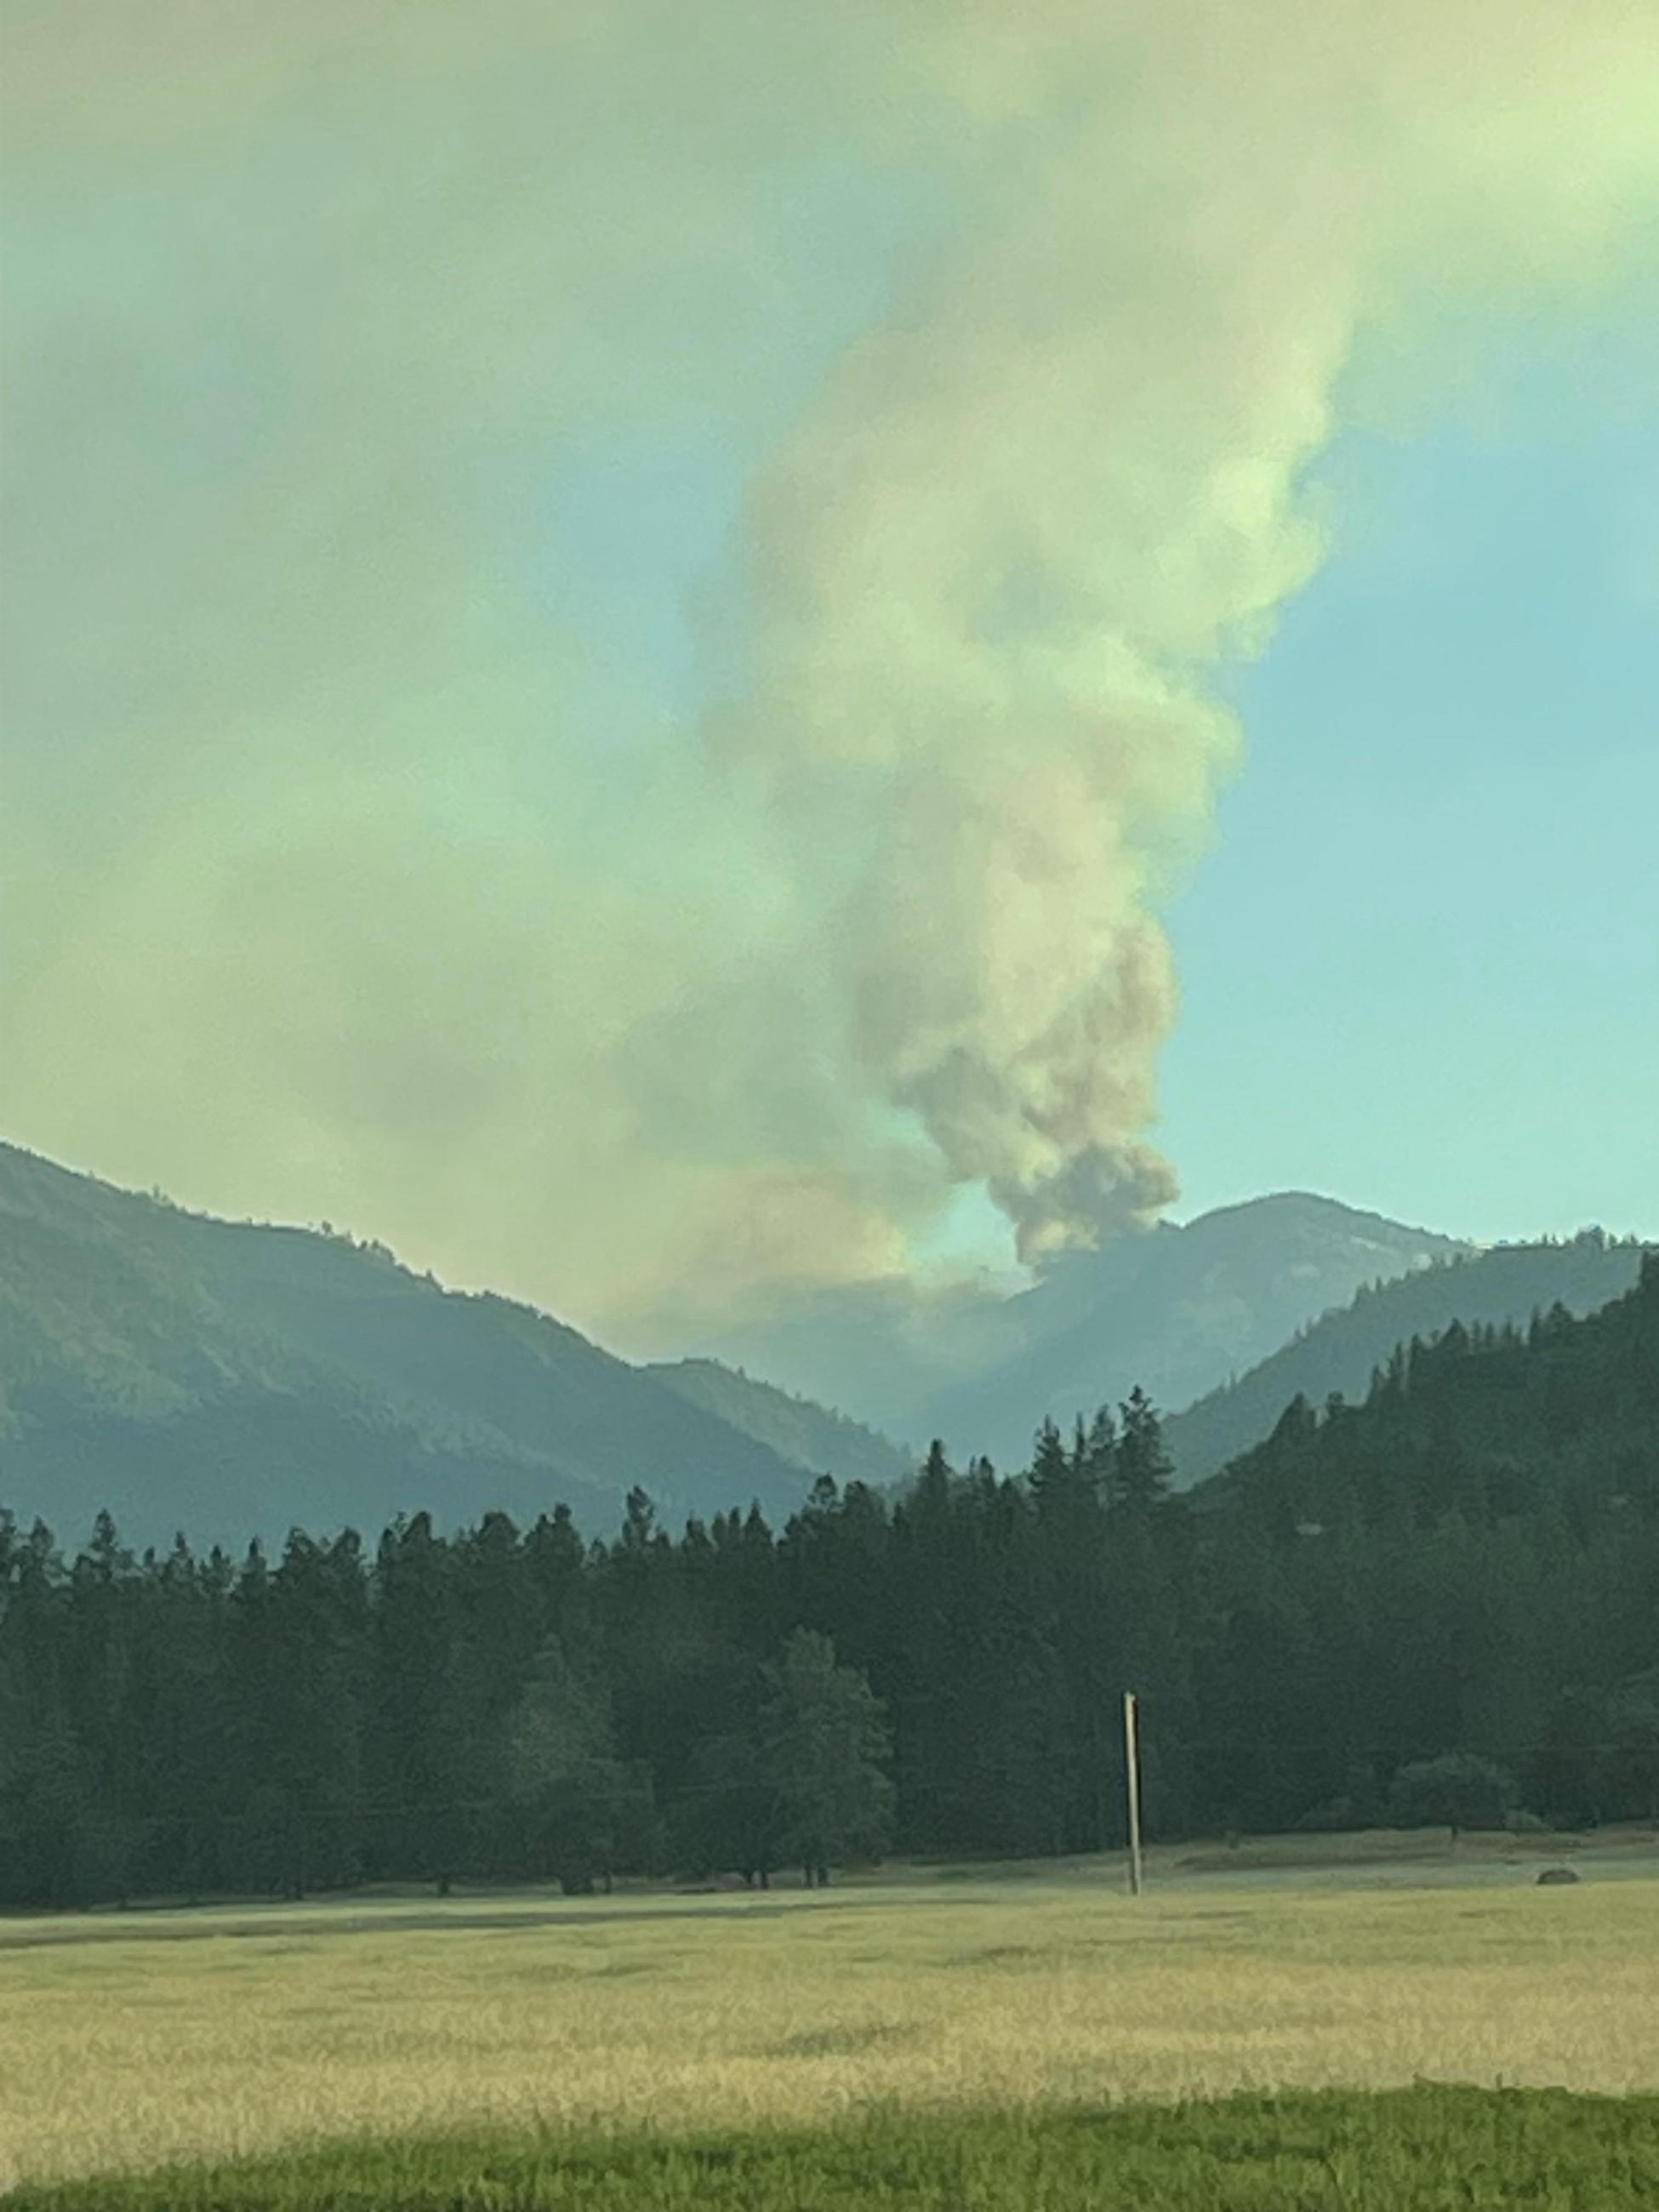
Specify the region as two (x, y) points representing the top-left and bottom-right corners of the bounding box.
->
(3, 1837), (1657, 2192)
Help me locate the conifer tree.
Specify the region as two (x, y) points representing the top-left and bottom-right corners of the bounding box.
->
(759, 1628), (894, 1884)
(1111, 1387), (1173, 1513)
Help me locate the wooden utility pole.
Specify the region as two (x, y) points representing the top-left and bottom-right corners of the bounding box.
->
(1122, 1690), (1144, 1896)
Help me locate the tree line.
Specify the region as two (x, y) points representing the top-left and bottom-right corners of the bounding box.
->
(2, 1263), (1656, 1908)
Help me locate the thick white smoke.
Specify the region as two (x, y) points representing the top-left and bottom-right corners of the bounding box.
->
(715, 0), (1659, 1263)
(3, 0), (1656, 1334)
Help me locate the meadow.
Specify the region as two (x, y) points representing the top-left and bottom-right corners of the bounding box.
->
(3, 1837), (1657, 2204)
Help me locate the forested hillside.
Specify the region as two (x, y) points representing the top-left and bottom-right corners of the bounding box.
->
(3, 1257), (1653, 1907)
(1166, 1230), (1646, 1485)
(0, 1143), (818, 1543)
(1206, 1248), (1659, 1528)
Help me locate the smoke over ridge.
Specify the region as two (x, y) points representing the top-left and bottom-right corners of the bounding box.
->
(3, 2), (1657, 1338)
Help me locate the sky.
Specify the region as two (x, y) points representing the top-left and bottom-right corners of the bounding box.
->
(3, 2), (1656, 1352)
(1161, 315), (1659, 1245)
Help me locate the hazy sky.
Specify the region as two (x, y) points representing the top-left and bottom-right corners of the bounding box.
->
(3, 3), (1656, 1348)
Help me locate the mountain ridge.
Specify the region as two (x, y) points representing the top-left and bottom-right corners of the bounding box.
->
(1166, 1229), (1650, 1488)
(645, 1358), (912, 1491)
(6, 1139), (1648, 1549)
(0, 1142), (827, 1548)
(1195, 1247), (1659, 1526)
(907, 1190), (1474, 1466)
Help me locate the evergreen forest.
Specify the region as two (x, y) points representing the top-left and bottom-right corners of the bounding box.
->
(2, 1261), (1656, 1910)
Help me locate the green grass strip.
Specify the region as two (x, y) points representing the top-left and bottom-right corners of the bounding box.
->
(15, 2085), (1659, 2209)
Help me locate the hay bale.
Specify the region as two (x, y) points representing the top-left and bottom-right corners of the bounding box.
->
(1535, 1865), (1581, 1885)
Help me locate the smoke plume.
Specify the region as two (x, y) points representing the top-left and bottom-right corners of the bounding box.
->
(3, 1), (1657, 1337)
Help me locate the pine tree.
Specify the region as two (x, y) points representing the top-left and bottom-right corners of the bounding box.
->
(1028, 1418), (1069, 1502)
(759, 1628), (894, 1885)
(502, 1641), (649, 1895)
(1111, 1387), (1173, 1513)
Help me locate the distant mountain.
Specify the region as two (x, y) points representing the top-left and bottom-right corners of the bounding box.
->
(10, 1136), (1641, 1555)
(681, 1194), (1473, 1459)
(0, 1143), (824, 1550)
(646, 1359), (912, 1491)
(909, 1194), (1472, 1468)
(1166, 1230), (1650, 1489)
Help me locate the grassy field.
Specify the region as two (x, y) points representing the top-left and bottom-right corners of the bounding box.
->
(2, 1838), (1656, 2199)
(9, 2087), (1659, 2210)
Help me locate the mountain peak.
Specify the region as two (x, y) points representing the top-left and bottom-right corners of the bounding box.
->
(1164, 1191), (1474, 1261)
(907, 1196), (1473, 1465)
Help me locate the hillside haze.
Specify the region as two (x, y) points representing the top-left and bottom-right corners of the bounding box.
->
(704, 1194), (1472, 1467)
(915, 1194), (1471, 1466)
(645, 1360), (911, 1492)
(0, 1143), (899, 1549)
